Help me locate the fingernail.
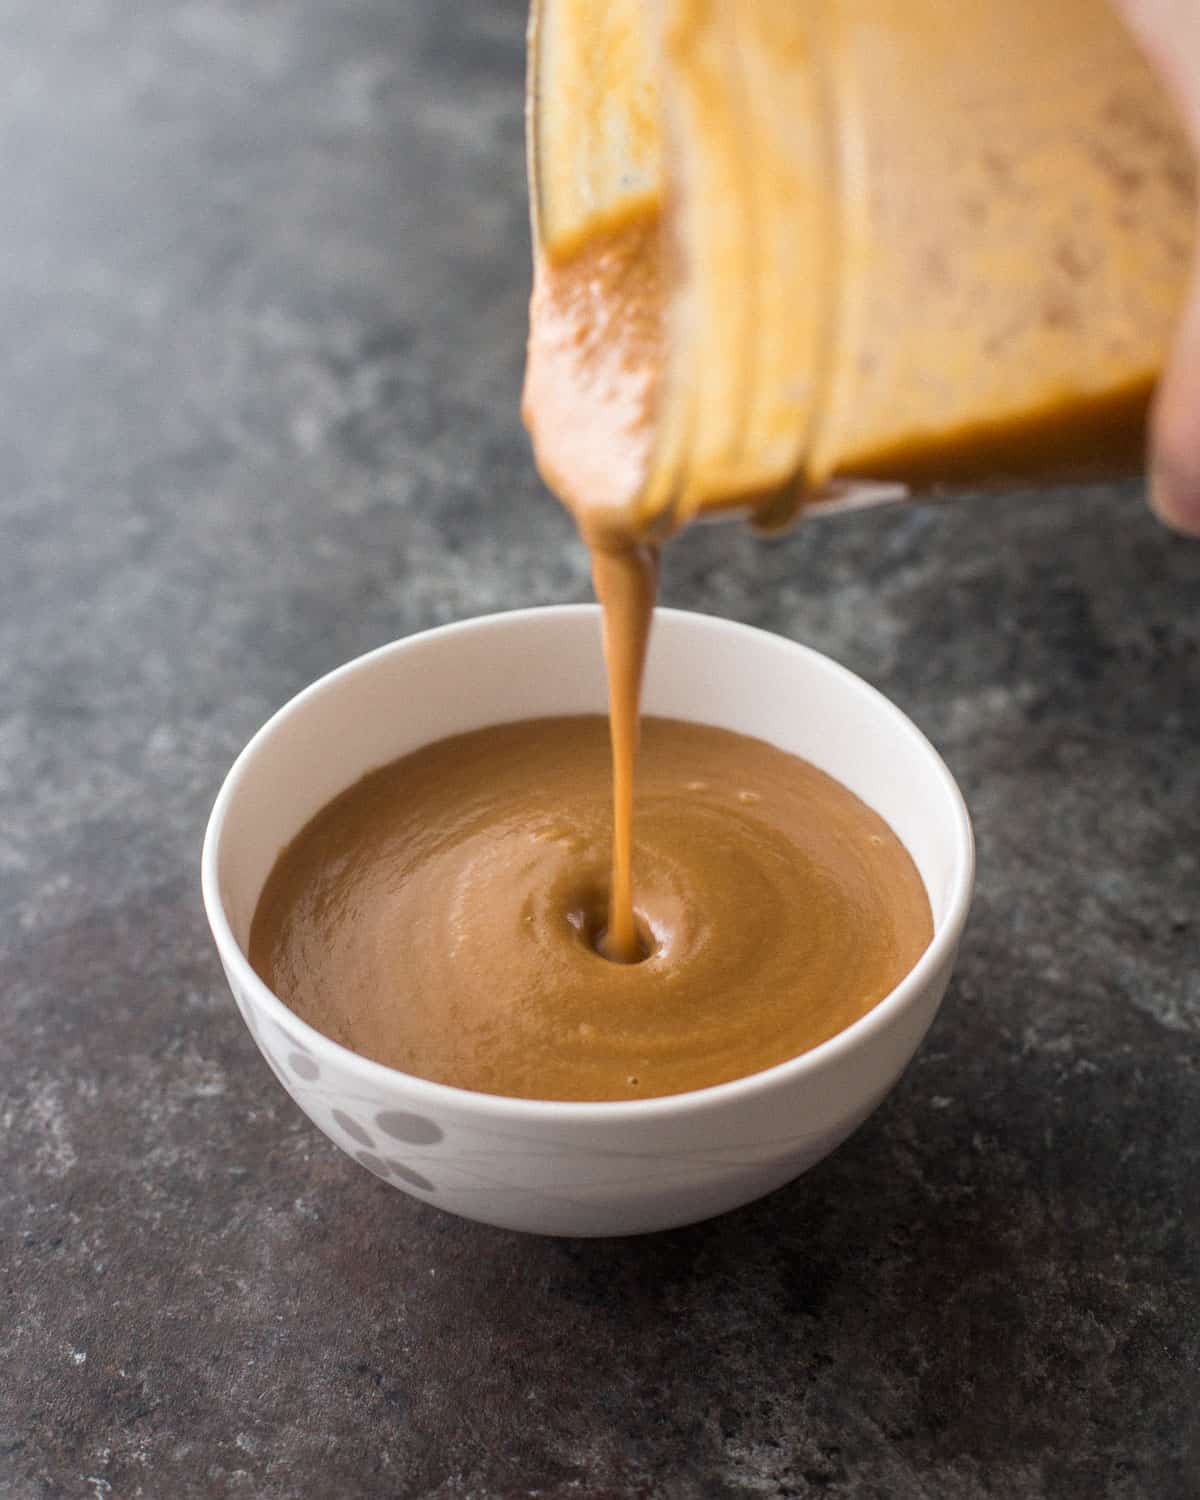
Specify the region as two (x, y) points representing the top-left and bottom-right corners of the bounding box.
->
(1149, 459), (1200, 538)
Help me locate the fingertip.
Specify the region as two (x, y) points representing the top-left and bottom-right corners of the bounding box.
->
(1149, 457), (1200, 538)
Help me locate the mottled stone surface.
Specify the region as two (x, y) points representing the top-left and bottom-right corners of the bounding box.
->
(1, 2), (1198, 1497)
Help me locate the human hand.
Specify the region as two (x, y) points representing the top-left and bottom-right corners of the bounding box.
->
(1116, 0), (1200, 535)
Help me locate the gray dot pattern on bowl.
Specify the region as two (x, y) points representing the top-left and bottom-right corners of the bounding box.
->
(288, 1051), (319, 1081)
(332, 1109), (374, 1148)
(355, 1150), (435, 1193)
(386, 1159), (435, 1191)
(376, 1110), (444, 1145)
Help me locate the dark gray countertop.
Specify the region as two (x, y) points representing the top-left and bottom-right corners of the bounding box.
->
(3, 2), (1198, 1496)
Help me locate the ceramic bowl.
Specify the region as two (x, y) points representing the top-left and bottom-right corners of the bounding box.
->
(202, 606), (974, 1236)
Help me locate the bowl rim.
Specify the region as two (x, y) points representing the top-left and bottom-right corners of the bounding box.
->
(201, 604), (975, 1122)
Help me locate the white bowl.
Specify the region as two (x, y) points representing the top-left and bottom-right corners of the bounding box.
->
(202, 606), (973, 1236)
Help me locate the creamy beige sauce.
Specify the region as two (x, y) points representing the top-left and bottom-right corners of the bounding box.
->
(250, 716), (933, 1102)
(590, 543), (659, 963)
(523, 199), (667, 543)
(524, 201), (670, 960)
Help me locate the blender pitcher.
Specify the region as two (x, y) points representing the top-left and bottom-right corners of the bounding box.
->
(526, 0), (1197, 532)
